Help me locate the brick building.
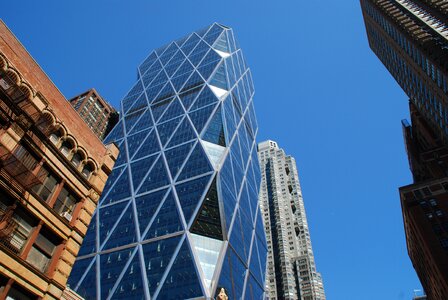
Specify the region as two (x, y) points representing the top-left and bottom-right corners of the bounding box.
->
(68, 89), (118, 141)
(0, 20), (118, 299)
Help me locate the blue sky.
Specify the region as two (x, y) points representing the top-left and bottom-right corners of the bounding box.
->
(2, 1), (423, 299)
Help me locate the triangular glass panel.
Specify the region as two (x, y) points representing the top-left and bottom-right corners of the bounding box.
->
(139, 52), (157, 75)
(78, 213), (97, 256)
(130, 108), (153, 134)
(156, 116), (183, 147)
(131, 154), (159, 190)
(125, 108), (146, 133)
(113, 140), (127, 167)
(132, 130), (160, 160)
(181, 72), (205, 93)
(159, 44), (179, 65)
(142, 61), (163, 87)
(247, 102), (257, 137)
(191, 233), (223, 289)
(103, 204), (138, 250)
(68, 257), (95, 290)
(104, 120), (124, 144)
(144, 191), (183, 239)
(101, 165), (126, 201)
(224, 57), (237, 88)
(145, 82), (165, 103)
(213, 31), (230, 54)
(203, 23), (225, 45)
(231, 151), (244, 198)
(189, 104), (217, 135)
(142, 235), (182, 297)
(147, 68), (168, 88)
(202, 140), (226, 169)
(209, 62), (228, 91)
(137, 158), (170, 194)
(188, 42), (210, 66)
(237, 80), (248, 110)
(179, 85), (203, 111)
(221, 182), (237, 232)
(197, 62), (219, 81)
(165, 141), (195, 179)
(99, 201), (129, 246)
(110, 252), (145, 300)
(245, 273), (264, 300)
(177, 142), (213, 182)
(202, 106), (226, 147)
(151, 97), (174, 123)
(219, 154), (236, 197)
(238, 181), (253, 223)
(175, 174), (211, 224)
(75, 258), (97, 300)
(156, 240), (203, 300)
(166, 117), (196, 148)
(223, 98), (237, 145)
(215, 247), (246, 300)
(244, 113), (254, 140)
(166, 50), (185, 67)
(126, 81), (144, 100)
(180, 33), (201, 56)
(171, 71), (193, 92)
(229, 209), (248, 262)
(102, 168), (132, 205)
(135, 188), (169, 235)
(122, 91), (141, 114)
(231, 91), (243, 120)
(238, 128), (251, 169)
(190, 85), (219, 111)
(100, 247), (135, 299)
(152, 82), (175, 104)
(172, 60), (194, 78)
(191, 177), (223, 240)
(249, 237), (263, 286)
(159, 98), (185, 123)
(231, 134), (244, 170)
(255, 236), (267, 285)
(127, 128), (151, 158)
(126, 93), (148, 116)
(198, 50), (221, 68)
(165, 58), (184, 78)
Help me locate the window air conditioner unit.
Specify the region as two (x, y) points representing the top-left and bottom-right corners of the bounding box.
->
(62, 211), (72, 222)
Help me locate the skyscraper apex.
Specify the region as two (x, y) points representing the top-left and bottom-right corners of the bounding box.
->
(69, 23), (267, 300)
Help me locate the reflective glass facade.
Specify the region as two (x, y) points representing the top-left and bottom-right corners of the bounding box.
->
(68, 23), (267, 300)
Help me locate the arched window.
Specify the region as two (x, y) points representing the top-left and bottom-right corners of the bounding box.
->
(49, 130), (62, 145)
(59, 140), (73, 157)
(71, 152), (83, 168)
(81, 163), (94, 179)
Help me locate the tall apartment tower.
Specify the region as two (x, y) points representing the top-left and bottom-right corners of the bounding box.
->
(68, 23), (267, 300)
(69, 89), (119, 140)
(0, 21), (118, 299)
(361, 1), (448, 298)
(258, 141), (325, 300)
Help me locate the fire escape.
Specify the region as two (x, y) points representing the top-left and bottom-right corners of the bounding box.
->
(0, 60), (48, 252)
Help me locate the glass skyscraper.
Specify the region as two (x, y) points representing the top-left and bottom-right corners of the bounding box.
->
(68, 23), (267, 300)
